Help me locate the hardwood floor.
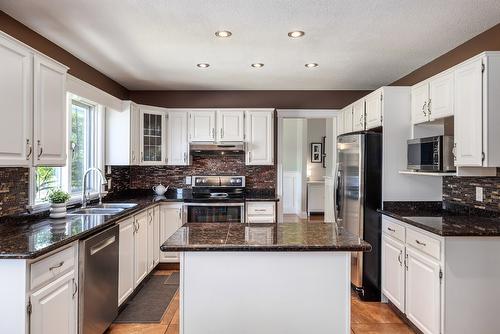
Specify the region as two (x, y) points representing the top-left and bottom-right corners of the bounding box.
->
(283, 213), (325, 223)
(108, 270), (415, 334)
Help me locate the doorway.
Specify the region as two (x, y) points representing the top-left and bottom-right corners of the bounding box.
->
(277, 110), (340, 223)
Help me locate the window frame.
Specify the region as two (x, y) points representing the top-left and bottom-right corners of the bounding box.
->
(28, 93), (106, 212)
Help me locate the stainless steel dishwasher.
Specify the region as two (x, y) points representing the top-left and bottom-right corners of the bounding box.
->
(79, 225), (119, 334)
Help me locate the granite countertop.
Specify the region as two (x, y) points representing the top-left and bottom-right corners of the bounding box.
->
(379, 201), (500, 237)
(0, 189), (280, 259)
(160, 222), (371, 252)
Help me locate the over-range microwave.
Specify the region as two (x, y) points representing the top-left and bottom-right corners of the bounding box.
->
(407, 136), (456, 172)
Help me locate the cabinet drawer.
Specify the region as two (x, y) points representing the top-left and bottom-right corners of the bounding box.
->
(407, 228), (440, 260)
(382, 216), (405, 242)
(247, 202), (275, 216)
(247, 215), (275, 223)
(31, 245), (75, 290)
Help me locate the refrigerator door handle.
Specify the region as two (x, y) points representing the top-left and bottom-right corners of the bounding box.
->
(333, 162), (340, 223)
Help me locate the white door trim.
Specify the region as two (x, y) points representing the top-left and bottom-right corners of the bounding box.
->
(276, 109), (340, 223)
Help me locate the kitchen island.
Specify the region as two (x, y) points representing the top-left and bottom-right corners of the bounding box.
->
(161, 222), (371, 334)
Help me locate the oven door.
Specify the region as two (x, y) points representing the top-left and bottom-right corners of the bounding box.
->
(183, 203), (245, 223)
(407, 137), (440, 171)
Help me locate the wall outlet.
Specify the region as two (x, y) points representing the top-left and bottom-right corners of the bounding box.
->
(185, 176), (192, 185)
(476, 186), (484, 202)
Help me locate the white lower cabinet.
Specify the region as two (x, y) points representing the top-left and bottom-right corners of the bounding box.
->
(406, 247), (441, 334)
(159, 203), (183, 262)
(381, 234), (405, 312)
(382, 215), (441, 334)
(246, 201), (276, 223)
(118, 216), (135, 305)
(30, 270), (77, 334)
(134, 211), (149, 286)
(147, 207), (160, 271)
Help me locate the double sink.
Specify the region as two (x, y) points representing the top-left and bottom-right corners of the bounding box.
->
(69, 203), (138, 216)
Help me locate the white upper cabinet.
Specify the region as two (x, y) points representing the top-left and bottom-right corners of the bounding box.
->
(139, 107), (167, 165)
(167, 111), (189, 165)
(342, 105), (353, 134)
(189, 110), (216, 142)
(352, 100), (365, 131)
(245, 110), (274, 165)
(33, 54), (68, 166)
(365, 89), (383, 129)
(454, 53), (500, 168)
(454, 57), (484, 167)
(429, 71), (454, 120)
(0, 34), (33, 166)
(106, 101), (140, 166)
(218, 110), (244, 142)
(411, 81), (430, 125)
(0, 34), (68, 167)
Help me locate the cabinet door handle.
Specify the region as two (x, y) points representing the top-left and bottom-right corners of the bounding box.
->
(72, 278), (78, 299)
(212, 128), (215, 139)
(49, 261), (64, 271)
(415, 239), (426, 247)
(422, 101), (427, 117)
(183, 152), (187, 163)
(26, 139), (32, 160)
(37, 140), (43, 159)
(254, 209), (267, 212)
(178, 209), (181, 220)
(427, 99), (432, 115)
(387, 227), (396, 232)
(221, 128), (224, 139)
(453, 143), (457, 161)
(398, 250), (403, 266)
(405, 253), (409, 271)
(141, 151), (144, 162)
(132, 151), (135, 162)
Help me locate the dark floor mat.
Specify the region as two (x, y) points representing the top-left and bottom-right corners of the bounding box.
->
(114, 275), (178, 323)
(164, 272), (180, 285)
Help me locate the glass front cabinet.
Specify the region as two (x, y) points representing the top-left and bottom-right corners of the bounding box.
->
(139, 108), (167, 165)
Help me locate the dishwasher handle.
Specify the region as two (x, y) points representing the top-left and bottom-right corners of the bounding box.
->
(90, 236), (116, 256)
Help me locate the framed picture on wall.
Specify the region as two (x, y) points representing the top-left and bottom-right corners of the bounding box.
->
(311, 143), (322, 163)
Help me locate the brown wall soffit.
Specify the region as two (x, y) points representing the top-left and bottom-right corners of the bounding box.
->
(128, 90), (371, 109)
(0, 10), (128, 100)
(392, 22), (500, 86)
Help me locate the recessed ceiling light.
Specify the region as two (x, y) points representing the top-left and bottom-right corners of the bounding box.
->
(251, 63), (264, 68)
(288, 30), (305, 38)
(197, 63), (210, 68)
(215, 30), (232, 38)
(305, 63), (319, 68)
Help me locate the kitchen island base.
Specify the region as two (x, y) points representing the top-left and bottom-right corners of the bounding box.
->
(179, 251), (351, 334)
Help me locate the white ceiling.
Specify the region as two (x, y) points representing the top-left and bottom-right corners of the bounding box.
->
(1, 0), (500, 90)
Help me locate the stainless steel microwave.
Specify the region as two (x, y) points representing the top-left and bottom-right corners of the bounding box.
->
(407, 136), (455, 172)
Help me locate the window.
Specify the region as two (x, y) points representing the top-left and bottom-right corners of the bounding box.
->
(32, 95), (103, 206)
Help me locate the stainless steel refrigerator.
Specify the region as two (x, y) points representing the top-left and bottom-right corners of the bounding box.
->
(336, 132), (382, 301)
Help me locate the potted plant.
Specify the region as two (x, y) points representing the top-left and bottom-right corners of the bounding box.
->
(48, 189), (71, 219)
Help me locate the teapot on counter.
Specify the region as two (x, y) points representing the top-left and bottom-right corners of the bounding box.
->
(152, 183), (169, 196)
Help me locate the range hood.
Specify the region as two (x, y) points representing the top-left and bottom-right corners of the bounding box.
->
(190, 142), (245, 156)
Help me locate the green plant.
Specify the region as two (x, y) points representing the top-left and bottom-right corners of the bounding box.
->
(47, 189), (70, 204)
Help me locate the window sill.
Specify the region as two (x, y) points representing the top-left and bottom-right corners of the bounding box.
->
(27, 192), (109, 213)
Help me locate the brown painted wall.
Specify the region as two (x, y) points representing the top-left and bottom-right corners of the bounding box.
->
(392, 22), (500, 86)
(128, 90), (370, 109)
(0, 10), (128, 99)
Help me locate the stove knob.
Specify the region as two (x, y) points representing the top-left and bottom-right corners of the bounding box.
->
(236, 179), (241, 183)
(202, 179), (207, 184)
(230, 179), (235, 184)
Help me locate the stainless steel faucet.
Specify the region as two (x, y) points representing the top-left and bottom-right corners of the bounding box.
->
(81, 167), (107, 208)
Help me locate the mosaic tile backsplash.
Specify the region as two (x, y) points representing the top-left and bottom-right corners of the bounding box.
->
(443, 173), (500, 212)
(0, 167), (29, 217)
(107, 155), (276, 193)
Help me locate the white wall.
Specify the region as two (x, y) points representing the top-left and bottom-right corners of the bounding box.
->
(283, 119), (302, 172)
(307, 119), (326, 181)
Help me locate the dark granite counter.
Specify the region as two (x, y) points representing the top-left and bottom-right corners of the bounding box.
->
(379, 201), (500, 237)
(160, 222), (371, 252)
(0, 188), (281, 259)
